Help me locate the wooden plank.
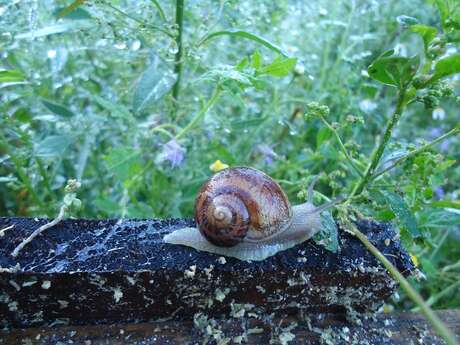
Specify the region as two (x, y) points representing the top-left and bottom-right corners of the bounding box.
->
(0, 217), (414, 329)
(1, 310), (459, 344)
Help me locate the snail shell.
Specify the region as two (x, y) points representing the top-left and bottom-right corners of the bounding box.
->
(195, 167), (292, 247)
(164, 167), (326, 261)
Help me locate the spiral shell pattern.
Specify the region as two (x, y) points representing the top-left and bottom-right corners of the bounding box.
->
(195, 167), (292, 247)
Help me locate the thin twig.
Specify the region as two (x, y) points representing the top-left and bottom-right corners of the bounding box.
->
(0, 224), (14, 237)
(372, 126), (460, 180)
(346, 89), (407, 203)
(319, 115), (364, 177)
(175, 86), (222, 140)
(347, 221), (459, 345)
(11, 206), (67, 258)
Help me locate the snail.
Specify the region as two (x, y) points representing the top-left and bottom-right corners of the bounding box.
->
(163, 167), (338, 261)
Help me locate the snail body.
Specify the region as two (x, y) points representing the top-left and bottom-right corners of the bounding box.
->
(164, 167), (331, 261)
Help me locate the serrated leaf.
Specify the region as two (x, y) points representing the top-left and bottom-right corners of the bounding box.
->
(409, 24), (438, 51)
(419, 209), (460, 228)
(313, 211), (339, 253)
(258, 57), (297, 77)
(104, 147), (142, 182)
(432, 54), (460, 81)
(42, 99), (75, 117)
(35, 135), (72, 158)
(132, 56), (177, 113)
(368, 50), (419, 88)
(382, 191), (420, 238)
(0, 70), (25, 82)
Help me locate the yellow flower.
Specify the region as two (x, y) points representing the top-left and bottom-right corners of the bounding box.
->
(383, 304), (394, 314)
(410, 253), (419, 267)
(210, 160), (229, 172)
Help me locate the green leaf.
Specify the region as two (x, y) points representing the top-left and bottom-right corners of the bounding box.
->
(418, 209), (460, 228)
(382, 191), (420, 238)
(432, 54), (460, 81)
(91, 94), (132, 119)
(16, 20), (93, 39)
(258, 56), (297, 77)
(316, 126), (333, 147)
(230, 116), (268, 129)
(368, 50), (419, 88)
(205, 65), (255, 90)
(252, 50), (262, 69)
(200, 30), (288, 57)
(41, 99), (75, 118)
(421, 258), (437, 277)
(313, 211), (339, 253)
(104, 147), (142, 182)
(35, 135), (72, 158)
(0, 70), (25, 83)
(12, 108), (32, 123)
(235, 56), (249, 71)
(435, 0), (460, 32)
(409, 24), (438, 51)
(132, 57), (177, 113)
(429, 200), (460, 210)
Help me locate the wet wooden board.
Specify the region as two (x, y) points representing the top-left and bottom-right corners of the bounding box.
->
(0, 217), (414, 329)
(1, 310), (459, 344)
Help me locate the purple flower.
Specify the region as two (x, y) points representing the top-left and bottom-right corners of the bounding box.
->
(161, 140), (185, 168)
(258, 145), (278, 165)
(434, 187), (445, 200)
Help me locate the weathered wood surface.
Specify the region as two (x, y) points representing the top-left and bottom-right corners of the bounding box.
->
(1, 310), (459, 344)
(0, 217), (414, 329)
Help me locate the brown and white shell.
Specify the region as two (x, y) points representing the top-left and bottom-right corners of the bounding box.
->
(195, 167), (293, 247)
(163, 166), (331, 261)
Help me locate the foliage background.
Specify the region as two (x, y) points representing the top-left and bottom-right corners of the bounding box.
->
(1, 0), (459, 311)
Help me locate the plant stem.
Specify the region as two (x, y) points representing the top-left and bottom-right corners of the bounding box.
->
(372, 126), (460, 180)
(347, 89), (407, 202)
(149, 0), (166, 22)
(443, 259), (460, 273)
(319, 115), (363, 177)
(11, 205), (67, 257)
(413, 280), (460, 312)
(175, 86), (221, 140)
(348, 223), (459, 345)
(172, 0), (184, 103)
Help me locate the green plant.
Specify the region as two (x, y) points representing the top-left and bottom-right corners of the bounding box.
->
(0, 0), (459, 340)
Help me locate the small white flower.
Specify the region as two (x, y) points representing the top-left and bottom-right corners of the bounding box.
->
(432, 107), (445, 120)
(359, 99), (377, 113)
